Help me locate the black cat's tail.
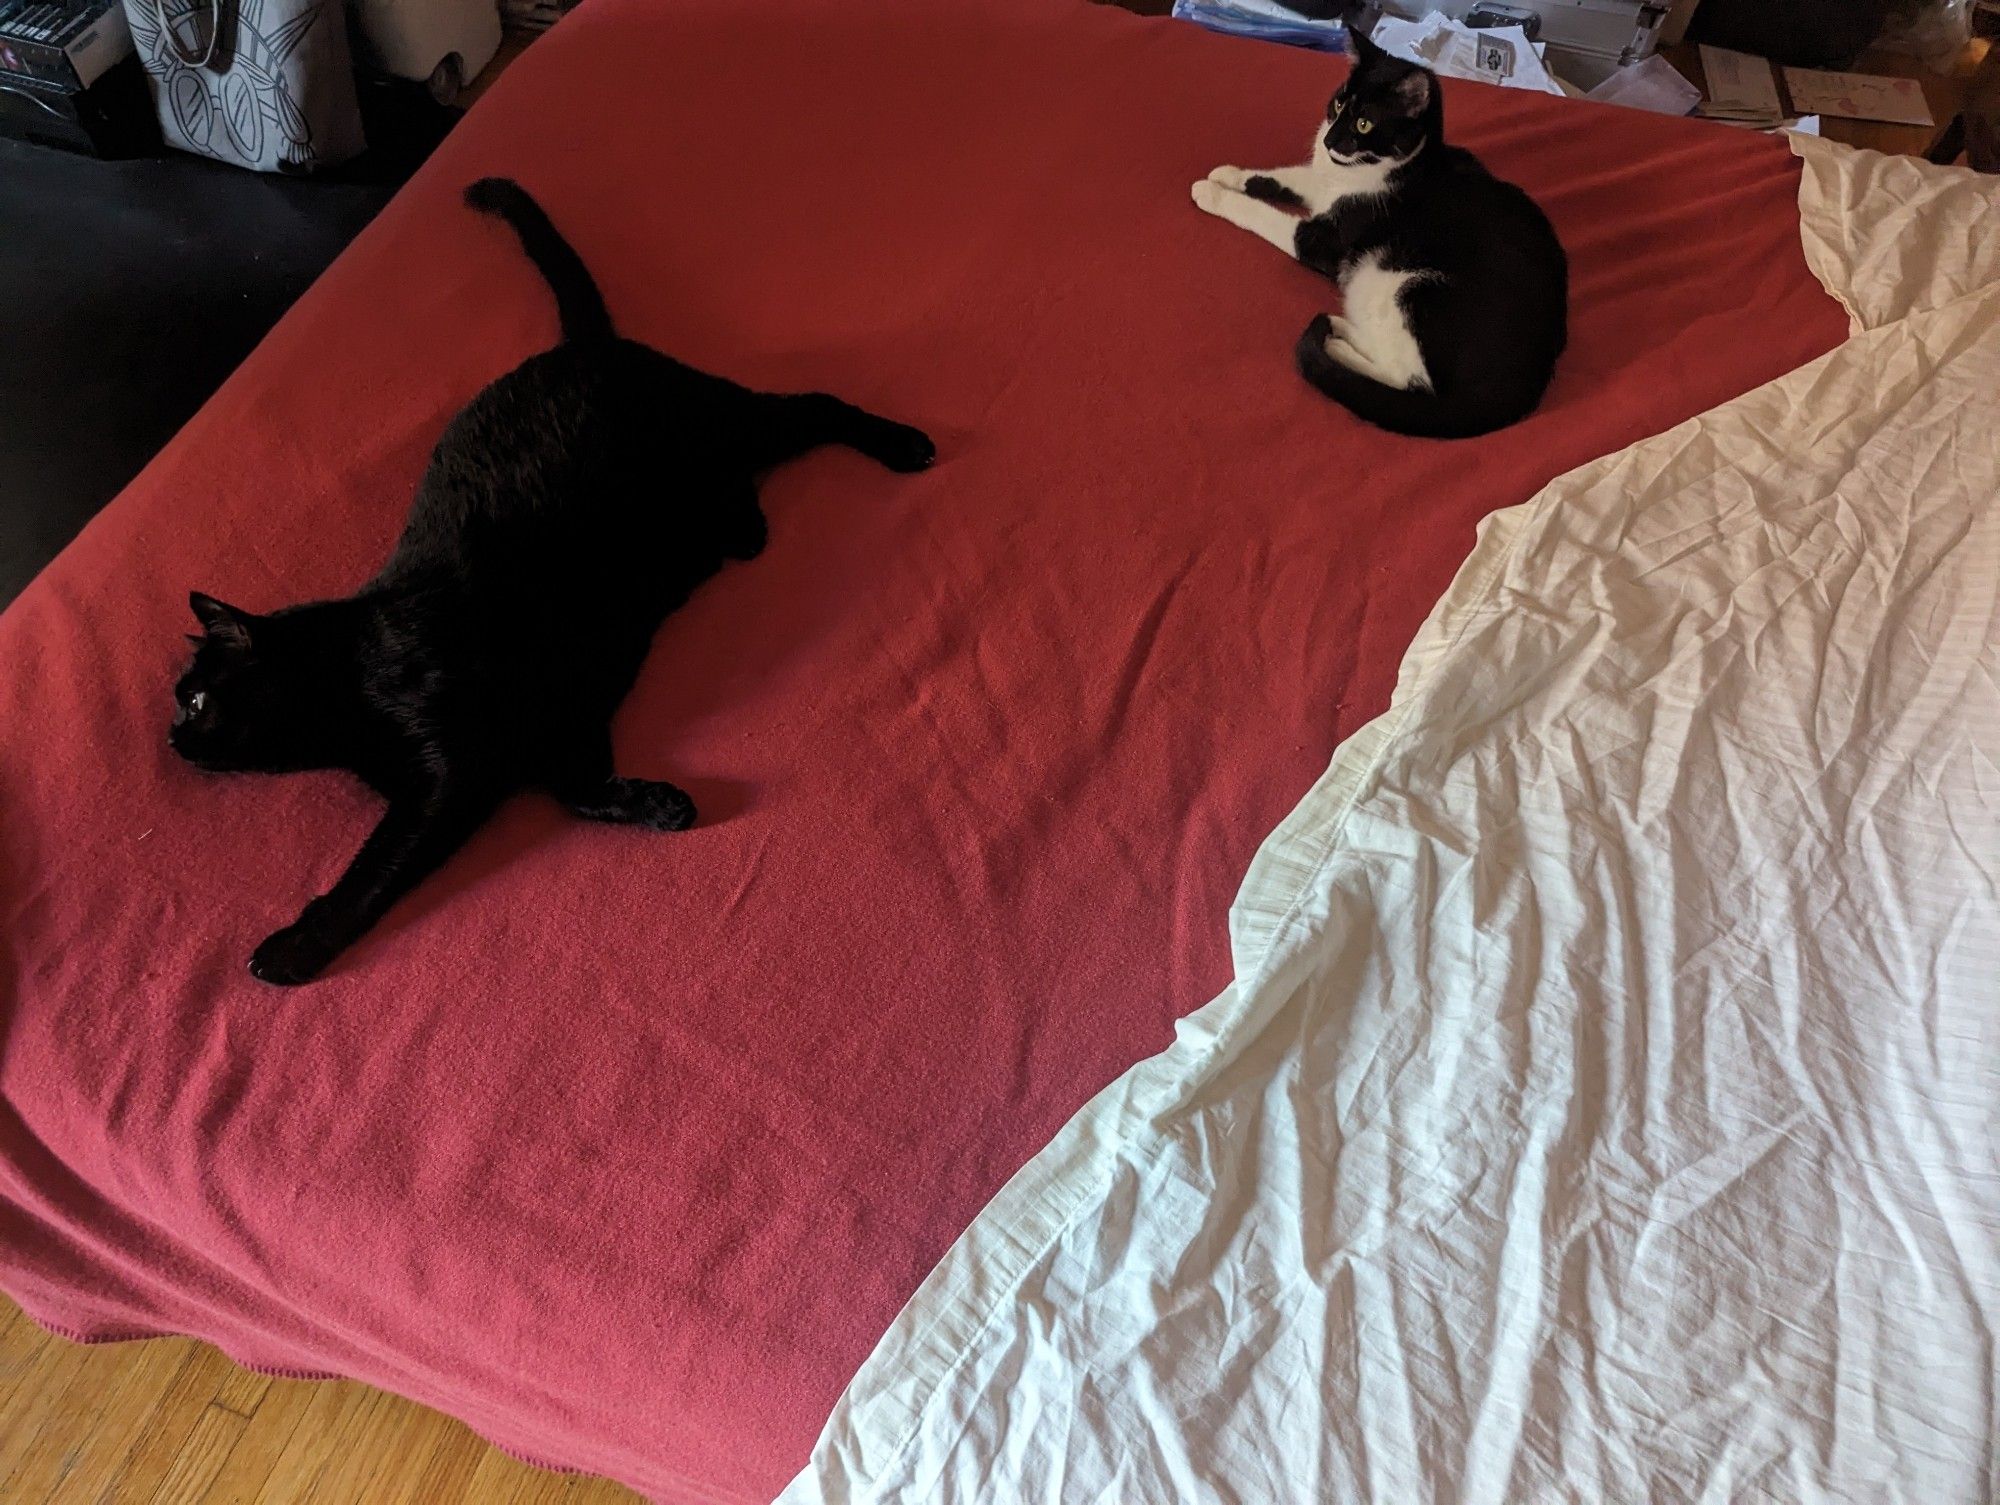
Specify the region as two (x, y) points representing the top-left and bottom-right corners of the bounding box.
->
(464, 177), (613, 345)
(1294, 315), (1526, 440)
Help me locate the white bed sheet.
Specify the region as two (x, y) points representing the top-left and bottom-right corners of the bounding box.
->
(782, 143), (2000, 1504)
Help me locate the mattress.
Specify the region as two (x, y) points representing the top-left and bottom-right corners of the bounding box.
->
(0, 1), (1847, 1498)
(783, 139), (2000, 1504)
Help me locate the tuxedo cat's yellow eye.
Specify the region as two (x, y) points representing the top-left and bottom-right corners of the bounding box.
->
(1356, 117), (1374, 134)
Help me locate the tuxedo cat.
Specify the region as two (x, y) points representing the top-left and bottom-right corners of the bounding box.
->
(1192, 28), (1568, 438)
(171, 177), (935, 986)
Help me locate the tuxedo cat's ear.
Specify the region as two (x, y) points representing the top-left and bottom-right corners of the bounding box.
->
(1348, 25), (1381, 62)
(190, 591), (255, 649)
(1392, 67), (1434, 114)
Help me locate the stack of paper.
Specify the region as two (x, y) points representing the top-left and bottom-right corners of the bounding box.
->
(1697, 44), (1784, 126)
(1783, 68), (1934, 126)
(1586, 54), (1701, 116)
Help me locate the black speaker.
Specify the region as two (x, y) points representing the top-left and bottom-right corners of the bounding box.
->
(1688, 0), (1893, 70)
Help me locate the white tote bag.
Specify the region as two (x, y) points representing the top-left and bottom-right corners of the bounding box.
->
(124, 0), (364, 173)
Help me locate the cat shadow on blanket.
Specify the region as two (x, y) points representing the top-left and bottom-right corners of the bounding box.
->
(168, 178), (934, 987)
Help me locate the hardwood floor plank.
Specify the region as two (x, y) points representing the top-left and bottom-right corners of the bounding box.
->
(469, 1452), (642, 1505)
(298, 1386), (437, 1505)
(9, 1339), (194, 1504)
(0, 1337), (102, 1489)
(0, 1301), (642, 1503)
(394, 1411), (489, 1505)
(94, 1345), (250, 1505)
(152, 1403), (249, 1505)
(192, 1375), (321, 1505)
(0, 1310), (51, 1375)
(244, 1380), (375, 1504)
(208, 1363), (270, 1421)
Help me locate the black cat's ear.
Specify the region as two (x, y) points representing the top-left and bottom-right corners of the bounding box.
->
(1392, 67), (1434, 114)
(1348, 25), (1381, 62)
(190, 591), (254, 649)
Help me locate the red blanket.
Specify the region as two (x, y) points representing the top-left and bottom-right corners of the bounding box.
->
(0, 1), (1844, 1498)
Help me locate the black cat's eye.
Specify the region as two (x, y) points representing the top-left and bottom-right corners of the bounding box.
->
(1355, 117), (1375, 135)
(183, 689), (207, 713)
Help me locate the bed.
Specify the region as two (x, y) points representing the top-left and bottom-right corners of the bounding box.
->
(0, 1), (1870, 1500)
(785, 140), (2000, 1504)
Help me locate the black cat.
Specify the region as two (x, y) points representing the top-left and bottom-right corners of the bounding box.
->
(1192, 27), (1568, 438)
(171, 178), (935, 986)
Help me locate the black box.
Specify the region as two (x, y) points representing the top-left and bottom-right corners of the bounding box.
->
(0, 53), (159, 155)
(0, 0), (132, 90)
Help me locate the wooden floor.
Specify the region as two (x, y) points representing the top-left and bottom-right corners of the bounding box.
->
(0, 1297), (639, 1505)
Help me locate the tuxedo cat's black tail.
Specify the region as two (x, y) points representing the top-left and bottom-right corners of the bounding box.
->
(465, 177), (613, 344)
(1295, 316), (1523, 440)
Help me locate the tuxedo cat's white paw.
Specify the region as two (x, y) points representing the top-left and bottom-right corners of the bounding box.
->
(1323, 336), (1392, 383)
(1307, 320), (1361, 365)
(1191, 179), (1236, 216)
(1205, 166), (1252, 191)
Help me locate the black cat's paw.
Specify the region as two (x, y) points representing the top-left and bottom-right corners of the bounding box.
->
(631, 781), (698, 832)
(1302, 312), (1335, 347)
(871, 422), (936, 474)
(560, 775), (698, 830)
(249, 917), (341, 987)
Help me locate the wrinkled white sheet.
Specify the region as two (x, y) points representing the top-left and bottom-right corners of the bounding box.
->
(781, 145), (2000, 1504)
(1792, 134), (2000, 332)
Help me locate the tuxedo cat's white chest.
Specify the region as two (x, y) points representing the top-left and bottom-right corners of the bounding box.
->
(1315, 159), (1398, 212)
(1302, 134), (1401, 215)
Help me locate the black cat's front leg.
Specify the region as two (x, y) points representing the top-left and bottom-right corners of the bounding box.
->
(1204, 164), (1316, 212)
(250, 774), (499, 986)
(1242, 176), (1308, 210)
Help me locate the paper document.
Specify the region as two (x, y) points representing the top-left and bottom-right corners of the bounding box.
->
(1698, 44), (1783, 123)
(1587, 54), (1700, 116)
(1783, 69), (1934, 126)
(1369, 12), (1566, 97)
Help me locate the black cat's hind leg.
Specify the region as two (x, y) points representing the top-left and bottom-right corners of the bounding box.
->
(546, 734), (696, 832)
(564, 775), (697, 832)
(756, 392), (935, 475)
